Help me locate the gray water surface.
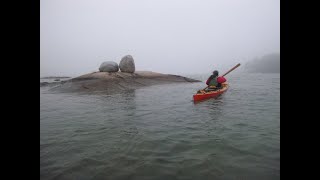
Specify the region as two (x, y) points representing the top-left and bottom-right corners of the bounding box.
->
(40, 73), (280, 180)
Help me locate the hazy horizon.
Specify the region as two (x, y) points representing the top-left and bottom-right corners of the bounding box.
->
(40, 0), (279, 77)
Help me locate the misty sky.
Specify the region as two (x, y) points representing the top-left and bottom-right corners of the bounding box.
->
(40, 0), (279, 77)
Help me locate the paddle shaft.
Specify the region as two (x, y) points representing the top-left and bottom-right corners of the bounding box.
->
(222, 63), (241, 77)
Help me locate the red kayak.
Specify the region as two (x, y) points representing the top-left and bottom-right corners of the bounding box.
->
(193, 63), (240, 102)
(193, 82), (229, 102)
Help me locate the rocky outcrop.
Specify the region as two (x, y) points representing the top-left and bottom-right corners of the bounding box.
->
(49, 71), (201, 93)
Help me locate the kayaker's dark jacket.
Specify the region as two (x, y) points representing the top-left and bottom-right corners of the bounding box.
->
(206, 75), (218, 86)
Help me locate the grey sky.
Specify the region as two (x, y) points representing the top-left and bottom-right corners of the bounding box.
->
(40, 0), (279, 77)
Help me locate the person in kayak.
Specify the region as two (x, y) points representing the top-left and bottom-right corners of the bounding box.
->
(206, 70), (220, 87)
(205, 70), (227, 91)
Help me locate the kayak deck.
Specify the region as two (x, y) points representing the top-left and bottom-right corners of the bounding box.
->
(193, 83), (229, 102)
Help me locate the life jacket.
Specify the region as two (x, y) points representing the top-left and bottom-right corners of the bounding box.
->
(217, 76), (226, 83)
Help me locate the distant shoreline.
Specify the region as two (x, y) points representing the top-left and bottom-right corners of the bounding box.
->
(244, 53), (280, 73)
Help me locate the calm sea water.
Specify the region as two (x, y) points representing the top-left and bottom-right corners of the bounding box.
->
(40, 72), (280, 180)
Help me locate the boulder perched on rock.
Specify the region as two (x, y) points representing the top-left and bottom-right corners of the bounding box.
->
(119, 55), (135, 73)
(99, 61), (119, 72)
